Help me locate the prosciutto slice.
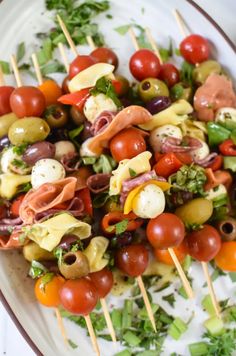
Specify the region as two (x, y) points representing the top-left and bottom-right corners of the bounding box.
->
(61, 152), (81, 172)
(193, 152), (218, 168)
(19, 177), (77, 224)
(0, 228), (24, 249)
(90, 111), (115, 136)
(87, 173), (111, 193)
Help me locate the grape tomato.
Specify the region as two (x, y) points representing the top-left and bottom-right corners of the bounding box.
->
(10, 86), (46, 118)
(89, 267), (113, 298)
(0, 86), (14, 116)
(129, 49), (161, 81)
(115, 244), (149, 277)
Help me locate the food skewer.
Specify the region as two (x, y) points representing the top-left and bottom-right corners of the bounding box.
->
(145, 27), (163, 64)
(31, 53), (43, 85)
(10, 54), (23, 87)
(58, 42), (69, 73)
(0, 64), (5, 86)
(173, 11), (221, 316)
(128, 27), (194, 299)
(86, 35), (96, 50)
(116, 244), (157, 332)
(57, 14), (78, 56)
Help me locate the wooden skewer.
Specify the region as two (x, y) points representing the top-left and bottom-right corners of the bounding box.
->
(10, 55), (22, 87)
(86, 35), (96, 51)
(201, 262), (221, 317)
(168, 248), (194, 299)
(0, 65), (5, 86)
(136, 275), (157, 332)
(57, 14), (78, 56)
(128, 27), (140, 52)
(31, 53), (43, 85)
(84, 314), (100, 356)
(173, 9), (189, 38)
(145, 27), (163, 64)
(100, 298), (117, 343)
(58, 42), (69, 73)
(55, 308), (69, 346)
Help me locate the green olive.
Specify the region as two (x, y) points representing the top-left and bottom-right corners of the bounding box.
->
(23, 242), (54, 262)
(170, 82), (193, 102)
(193, 60), (222, 84)
(0, 113), (18, 138)
(44, 104), (68, 128)
(175, 198), (213, 225)
(115, 75), (130, 97)
(8, 117), (50, 146)
(59, 250), (90, 279)
(70, 106), (86, 125)
(138, 78), (169, 102)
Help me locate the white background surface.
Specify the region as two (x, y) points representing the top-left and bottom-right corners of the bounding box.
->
(0, 0), (236, 355)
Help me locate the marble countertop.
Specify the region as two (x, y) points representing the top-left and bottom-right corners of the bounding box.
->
(0, 1), (235, 355)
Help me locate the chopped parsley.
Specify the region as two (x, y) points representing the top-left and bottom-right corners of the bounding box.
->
(93, 154), (117, 174)
(16, 42), (26, 63)
(40, 272), (54, 292)
(90, 76), (122, 108)
(162, 293), (176, 307)
(106, 218), (129, 235)
(29, 260), (48, 279)
(129, 168), (137, 178)
(68, 339), (78, 349)
(12, 144), (28, 155)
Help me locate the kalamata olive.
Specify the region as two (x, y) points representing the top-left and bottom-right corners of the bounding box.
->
(22, 141), (55, 166)
(82, 120), (93, 141)
(44, 104), (68, 128)
(146, 96), (171, 115)
(8, 117), (50, 146)
(58, 234), (79, 250)
(217, 218), (236, 241)
(48, 128), (69, 143)
(110, 231), (133, 249)
(70, 106), (86, 125)
(0, 112), (18, 138)
(59, 250), (90, 279)
(0, 135), (10, 152)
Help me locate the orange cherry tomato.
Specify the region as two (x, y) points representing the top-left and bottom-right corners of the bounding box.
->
(34, 275), (65, 307)
(154, 242), (187, 265)
(101, 211), (143, 235)
(10, 194), (25, 217)
(38, 79), (62, 106)
(215, 241), (236, 272)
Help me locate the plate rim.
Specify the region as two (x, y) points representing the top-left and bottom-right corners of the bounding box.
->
(0, 0), (235, 355)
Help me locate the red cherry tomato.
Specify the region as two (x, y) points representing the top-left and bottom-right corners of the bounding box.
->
(180, 34), (210, 64)
(10, 194), (25, 217)
(115, 244), (149, 277)
(0, 86), (15, 116)
(90, 47), (119, 70)
(110, 128), (146, 162)
(174, 152), (193, 165)
(215, 241), (236, 272)
(159, 63), (180, 88)
(60, 277), (98, 315)
(129, 49), (161, 81)
(154, 242), (187, 265)
(89, 267), (113, 298)
(186, 225), (221, 262)
(69, 55), (97, 79)
(35, 275), (65, 307)
(10, 86), (46, 118)
(147, 213), (185, 249)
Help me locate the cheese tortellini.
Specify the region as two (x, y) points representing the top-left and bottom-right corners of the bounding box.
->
(83, 236), (109, 272)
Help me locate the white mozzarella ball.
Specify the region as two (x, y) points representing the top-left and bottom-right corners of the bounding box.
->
(83, 93), (117, 123)
(55, 141), (76, 160)
(132, 184), (165, 219)
(191, 140), (210, 160)
(215, 107), (236, 123)
(1, 147), (18, 173)
(149, 125), (183, 152)
(80, 138), (98, 157)
(31, 159), (66, 189)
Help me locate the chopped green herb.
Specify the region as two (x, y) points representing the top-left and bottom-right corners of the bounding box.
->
(106, 14), (113, 19)
(68, 339), (78, 349)
(123, 331), (141, 347)
(93, 154), (116, 174)
(12, 144), (28, 155)
(202, 329), (236, 355)
(40, 60), (66, 75)
(170, 83), (184, 101)
(229, 272), (236, 282)
(12, 159), (28, 169)
(204, 316), (225, 336)
(53, 247), (64, 266)
(82, 156), (97, 165)
(189, 342), (209, 356)
(178, 286), (188, 299)
(162, 293), (175, 307)
(17, 182), (32, 194)
(202, 295), (215, 316)
(168, 317), (188, 340)
(129, 168), (137, 177)
(180, 60), (194, 85)
(29, 260), (48, 279)
(114, 24), (131, 35)
(68, 124), (84, 150)
(114, 350), (131, 356)
(16, 42), (26, 63)
(40, 272), (54, 292)
(93, 191), (110, 208)
(106, 218), (129, 234)
(0, 60), (11, 75)
(90, 76), (122, 108)
(175, 48), (181, 56)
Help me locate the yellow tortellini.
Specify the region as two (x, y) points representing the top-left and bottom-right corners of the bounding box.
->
(109, 151), (152, 196)
(27, 213), (91, 251)
(0, 173), (31, 199)
(180, 119), (207, 141)
(83, 236), (109, 272)
(139, 99), (193, 131)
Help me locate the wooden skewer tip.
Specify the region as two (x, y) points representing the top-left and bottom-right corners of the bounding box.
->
(31, 53), (43, 85)
(55, 308), (69, 346)
(56, 14), (78, 56)
(10, 54), (22, 87)
(100, 298), (117, 343)
(84, 314), (100, 356)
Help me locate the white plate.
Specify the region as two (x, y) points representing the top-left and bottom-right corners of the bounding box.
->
(0, 1), (236, 355)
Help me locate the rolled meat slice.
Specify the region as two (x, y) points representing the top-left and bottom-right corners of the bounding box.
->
(87, 173), (111, 193)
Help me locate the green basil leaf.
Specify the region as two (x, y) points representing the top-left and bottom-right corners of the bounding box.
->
(0, 60), (11, 75)
(16, 42), (26, 63)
